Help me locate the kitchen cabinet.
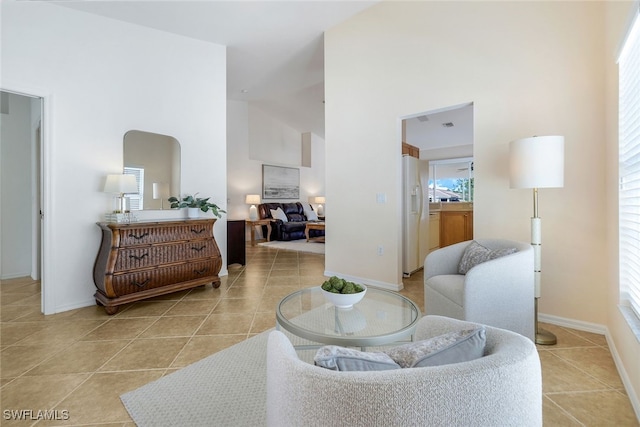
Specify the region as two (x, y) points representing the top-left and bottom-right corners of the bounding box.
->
(440, 210), (473, 248)
(428, 211), (440, 253)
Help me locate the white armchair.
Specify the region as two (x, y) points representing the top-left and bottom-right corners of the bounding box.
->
(424, 239), (535, 341)
(266, 315), (542, 427)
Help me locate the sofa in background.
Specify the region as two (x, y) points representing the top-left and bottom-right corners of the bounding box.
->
(266, 315), (542, 426)
(258, 202), (324, 241)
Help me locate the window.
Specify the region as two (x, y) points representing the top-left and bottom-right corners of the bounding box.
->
(428, 157), (474, 202)
(124, 167), (144, 211)
(618, 9), (640, 325)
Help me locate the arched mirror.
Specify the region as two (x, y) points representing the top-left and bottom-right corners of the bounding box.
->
(123, 130), (180, 210)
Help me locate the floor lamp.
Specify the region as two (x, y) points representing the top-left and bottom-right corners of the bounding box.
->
(509, 135), (564, 345)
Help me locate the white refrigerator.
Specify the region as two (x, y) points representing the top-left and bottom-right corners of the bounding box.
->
(402, 155), (429, 276)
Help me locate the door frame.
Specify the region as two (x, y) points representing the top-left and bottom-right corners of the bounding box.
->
(1, 85), (53, 314)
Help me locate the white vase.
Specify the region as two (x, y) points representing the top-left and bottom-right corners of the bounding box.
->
(188, 207), (200, 218)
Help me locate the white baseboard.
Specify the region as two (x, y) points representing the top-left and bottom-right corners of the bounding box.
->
(1, 271), (32, 280)
(538, 313), (607, 334)
(323, 270), (403, 291)
(539, 312), (640, 420)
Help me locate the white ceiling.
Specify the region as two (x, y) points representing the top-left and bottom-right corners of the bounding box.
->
(405, 103), (474, 152)
(54, 1), (471, 147)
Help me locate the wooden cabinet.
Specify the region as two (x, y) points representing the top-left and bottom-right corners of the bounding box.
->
(227, 219), (246, 266)
(93, 218), (222, 314)
(402, 142), (419, 158)
(428, 211), (441, 253)
(440, 210), (473, 248)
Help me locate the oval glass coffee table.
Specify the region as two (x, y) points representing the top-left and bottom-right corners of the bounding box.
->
(276, 286), (421, 349)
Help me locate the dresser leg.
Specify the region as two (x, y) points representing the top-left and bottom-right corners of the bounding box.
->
(104, 305), (120, 315)
(212, 279), (221, 289)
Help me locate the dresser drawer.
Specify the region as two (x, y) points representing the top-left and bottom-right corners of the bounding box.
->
(118, 223), (213, 246)
(114, 241), (219, 271)
(111, 259), (221, 297)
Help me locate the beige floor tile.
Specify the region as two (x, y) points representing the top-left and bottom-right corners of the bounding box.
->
(539, 350), (611, 393)
(182, 285), (226, 300)
(1, 373), (90, 410)
(542, 396), (583, 426)
(212, 297), (261, 314)
(115, 301), (176, 317)
(5, 293), (41, 306)
(266, 276), (301, 286)
(38, 371), (162, 425)
(257, 295), (283, 313)
(15, 320), (105, 346)
(139, 315), (207, 338)
(99, 337), (189, 371)
(80, 318), (157, 341)
(195, 313), (254, 335)
(224, 286), (265, 299)
(1, 344), (68, 379)
(251, 311), (276, 334)
(0, 305), (40, 322)
(547, 390), (639, 426)
(162, 299), (217, 316)
(25, 340), (131, 375)
(0, 322), (50, 346)
(550, 346), (625, 389)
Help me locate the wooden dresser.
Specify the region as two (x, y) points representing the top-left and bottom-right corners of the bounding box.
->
(93, 218), (222, 314)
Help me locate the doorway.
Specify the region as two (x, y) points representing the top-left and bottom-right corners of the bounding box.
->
(0, 90), (44, 308)
(400, 103), (474, 282)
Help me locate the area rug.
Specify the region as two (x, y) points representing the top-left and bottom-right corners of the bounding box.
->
(258, 239), (325, 254)
(120, 330), (315, 427)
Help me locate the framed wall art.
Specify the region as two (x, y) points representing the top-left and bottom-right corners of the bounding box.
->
(262, 165), (300, 199)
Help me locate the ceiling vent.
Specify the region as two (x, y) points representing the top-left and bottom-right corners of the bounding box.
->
(417, 115), (429, 122)
(442, 122), (454, 128)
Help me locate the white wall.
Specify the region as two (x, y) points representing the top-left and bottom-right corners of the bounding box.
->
(326, 1), (606, 306)
(1, 2), (227, 313)
(0, 93), (32, 279)
(227, 99), (325, 236)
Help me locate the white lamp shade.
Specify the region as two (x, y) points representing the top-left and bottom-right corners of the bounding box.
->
(509, 136), (564, 189)
(104, 174), (138, 194)
(245, 194), (261, 205)
(152, 182), (169, 200)
(313, 196), (326, 204)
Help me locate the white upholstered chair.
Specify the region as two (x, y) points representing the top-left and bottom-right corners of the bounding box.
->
(266, 315), (542, 427)
(424, 238), (535, 341)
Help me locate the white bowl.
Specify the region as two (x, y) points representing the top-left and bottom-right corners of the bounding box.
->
(321, 284), (367, 308)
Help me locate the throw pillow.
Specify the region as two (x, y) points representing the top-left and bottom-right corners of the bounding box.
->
(270, 208), (288, 223)
(458, 241), (517, 274)
(303, 203), (319, 221)
(384, 327), (486, 368)
(314, 346), (401, 371)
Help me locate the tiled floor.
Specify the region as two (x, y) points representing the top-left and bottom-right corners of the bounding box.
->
(1, 245), (638, 426)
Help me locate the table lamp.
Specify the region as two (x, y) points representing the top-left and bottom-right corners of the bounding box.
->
(313, 196), (325, 216)
(104, 174), (138, 213)
(245, 194), (261, 220)
(509, 135), (564, 345)
(153, 182), (169, 210)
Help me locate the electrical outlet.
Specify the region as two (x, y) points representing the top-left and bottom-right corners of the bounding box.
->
(377, 245), (384, 256)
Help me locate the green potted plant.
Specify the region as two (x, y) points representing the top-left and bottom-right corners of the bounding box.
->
(168, 193), (226, 218)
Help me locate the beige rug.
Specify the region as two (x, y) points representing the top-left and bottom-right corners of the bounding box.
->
(120, 329), (316, 426)
(258, 239), (324, 254)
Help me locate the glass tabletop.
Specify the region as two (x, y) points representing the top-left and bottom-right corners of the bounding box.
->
(276, 286), (421, 347)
